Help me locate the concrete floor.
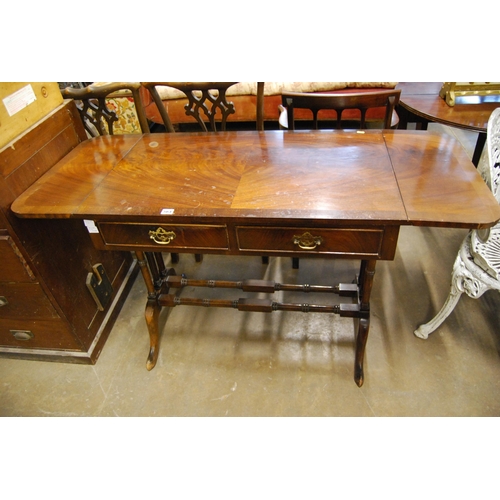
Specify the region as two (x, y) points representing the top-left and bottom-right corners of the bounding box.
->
(1, 125), (499, 417)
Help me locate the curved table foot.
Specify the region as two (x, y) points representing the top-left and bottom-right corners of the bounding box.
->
(354, 317), (370, 387)
(145, 297), (162, 370)
(354, 366), (364, 388)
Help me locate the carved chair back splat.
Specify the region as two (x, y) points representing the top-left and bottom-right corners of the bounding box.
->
(141, 82), (240, 133)
(61, 82), (150, 137)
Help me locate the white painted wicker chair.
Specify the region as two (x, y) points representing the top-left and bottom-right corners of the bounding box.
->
(415, 107), (500, 339)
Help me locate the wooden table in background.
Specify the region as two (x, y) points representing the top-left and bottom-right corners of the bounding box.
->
(11, 130), (500, 386)
(397, 82), (500, 166)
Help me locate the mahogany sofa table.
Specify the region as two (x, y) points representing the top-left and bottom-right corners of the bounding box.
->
(11, 130), (500, 386)
(397, 82), (500, 166)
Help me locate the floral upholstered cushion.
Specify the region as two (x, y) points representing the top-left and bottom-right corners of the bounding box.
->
(91, 83), (143, 135)
(104, 96), (142, 134)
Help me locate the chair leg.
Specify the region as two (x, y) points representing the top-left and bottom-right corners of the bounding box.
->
(414, 280), (463, 339)
(415, 233), (497, 339)
(415, 239), (469, 339)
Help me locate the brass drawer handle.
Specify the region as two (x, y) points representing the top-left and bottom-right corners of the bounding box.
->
(293, 232), (324, 250)
(149, 228), (176, 245)
(0, 296), (8, 307)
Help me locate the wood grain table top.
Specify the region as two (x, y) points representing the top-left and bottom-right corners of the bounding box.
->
(398, 82), (500, 132)
(11, 130), (500, 229)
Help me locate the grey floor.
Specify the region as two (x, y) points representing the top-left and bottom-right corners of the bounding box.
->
(1, 124), (499, 417)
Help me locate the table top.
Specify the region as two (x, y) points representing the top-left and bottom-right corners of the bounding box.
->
(398, 82), (500, 132)
(11, 130), (500, 229)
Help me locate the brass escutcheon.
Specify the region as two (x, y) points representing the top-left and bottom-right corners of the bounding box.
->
(293, 232), (323, 250)
(149, 227), (176, 245)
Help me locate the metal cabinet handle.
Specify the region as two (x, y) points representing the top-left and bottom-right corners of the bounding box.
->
(10, 330), (34, 341)
(149, 228), (176, 245)
(293, 232), (323, 250)
(0, 296), (8, 307)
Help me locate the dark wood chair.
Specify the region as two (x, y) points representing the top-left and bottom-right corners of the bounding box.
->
(280, 89), (401, 268)
(279, 89), (401, 131)
(141, 82), (265, 132)
(141, 82), (241, 132)
(60, 82), (150, 136)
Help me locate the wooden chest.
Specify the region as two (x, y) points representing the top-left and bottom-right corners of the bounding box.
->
(0, 99), (137, 364)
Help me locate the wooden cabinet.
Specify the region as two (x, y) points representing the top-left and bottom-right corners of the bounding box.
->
(0, 100), (138, 364)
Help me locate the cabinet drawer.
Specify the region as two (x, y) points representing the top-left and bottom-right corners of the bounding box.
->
(0, 236), (35, 282)
(98, 223), (229, 251)
(236, 226), (386, 258)
(0, 283), (60, 319)
(0, 318), (80, 350)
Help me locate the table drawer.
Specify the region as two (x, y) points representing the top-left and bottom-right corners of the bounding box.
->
(0, 283), (60, 320)
(236, 226), (387, 257)
(0, 318), (80, 350)
(98, 223), (229, 250)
